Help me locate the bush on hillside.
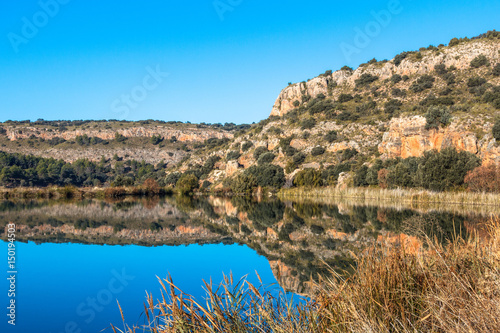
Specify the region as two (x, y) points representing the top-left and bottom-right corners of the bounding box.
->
(257, 152), (276, 165)
(253, 146), (268, 160)
(311, 146), (326, 156)
(293, 168), (322, 187)
(245, 164), (285, 188)
(410, 75), (435, 93)
(355, 73), (379, 88)
(338, 94), (354, 103)
(176, 174), (199, 195)
(493, 119), (500, 141)
(230, 173), (257, 194)
(226, 151), (241, 161)
(470, 55), (489, 68)
(324, 130), (338, 143)
(301, 118), (316, 130)
(425, 106), (451, 130)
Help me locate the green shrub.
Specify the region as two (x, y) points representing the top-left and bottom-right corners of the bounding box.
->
(293, 168), (322, 187)
(293, 100), (300, 107)
(470, 54), (489, 68)
(253, 146), (268, 160)
(467, 77), (487, 87)
(414, 148), (480, 191)
(308, 99), (335, 115)
(384, 99), (402, 116)
(410, 75), (435, 93)
(115, 132), (127, 142)
(353, 165), (368, 187)
(257, 152), (276, 165)
(241, 141), (253, 151)
(425, 106), (451, 130)
(341, 148), (358, 161)
(493, 119), (500, 141)
(340, 66), (353, 72)
(449, 37), (460, 46)
(176, 174), (199, 195)
(355, 73), (379, 88)
(391, 88), (406, 98)
(226, 151), (241, 161)
(165, 172), (182, 185)
(393, 52), (410, 66)
(390, 74), (402, 84)
(230, 173), (257, 194)
(322, 162), (353, 184)
(245, 164), (285, 188)
(292, 152), (306, 165)
(150, 135), (163, 145)
(301, 118), (316, 130)
(324, 130), (338, 143)
(493, 63), (500, 76)
(434, 64), (447, 75)
(283, 145), (297, 157)
(311, 146), (326, 156)
(338, 94), (354, 103)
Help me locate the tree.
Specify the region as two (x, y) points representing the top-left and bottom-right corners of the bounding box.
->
(414, 148), (480, 191)
(425, 106), (451, 130)
(253, 146), (268, 160)
(245, 164), (285, 189)
(293, 169), (322, 187)
(257, 152), (276, 165)
(175, 174), (199, 195)
(230, 173), (257, 194)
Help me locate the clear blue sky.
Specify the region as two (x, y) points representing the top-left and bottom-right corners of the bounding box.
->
(0, 0), (498, 124)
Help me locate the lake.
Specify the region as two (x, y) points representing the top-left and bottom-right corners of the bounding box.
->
(0, 196), (493, 332)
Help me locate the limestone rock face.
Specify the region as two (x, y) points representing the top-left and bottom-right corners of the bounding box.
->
(270, 41), (500, 117)
(5, 125), (233, 142)
(379, 116), (478, 158)
(378, 116), (500, 165)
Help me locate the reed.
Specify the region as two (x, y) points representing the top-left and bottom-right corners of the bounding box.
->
(113, 218), (500, 333)
(279, 187), (500, 211)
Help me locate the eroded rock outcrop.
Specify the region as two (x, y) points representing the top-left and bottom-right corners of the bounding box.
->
(379, 116), (500, 165)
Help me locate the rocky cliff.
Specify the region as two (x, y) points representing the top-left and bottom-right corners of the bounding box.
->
(271, 40), (499, 117)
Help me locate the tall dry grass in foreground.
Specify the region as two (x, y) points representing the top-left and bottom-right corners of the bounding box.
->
(113, 219), (500, 333)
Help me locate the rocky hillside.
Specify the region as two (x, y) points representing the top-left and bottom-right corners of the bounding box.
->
(171, 31), (500, 190)
(0, 120), (238, 165)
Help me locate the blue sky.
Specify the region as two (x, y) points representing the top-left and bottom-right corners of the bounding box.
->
(0, 0), (498, 124)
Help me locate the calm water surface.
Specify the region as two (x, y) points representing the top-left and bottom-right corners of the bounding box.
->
(0, 196), (493, 332)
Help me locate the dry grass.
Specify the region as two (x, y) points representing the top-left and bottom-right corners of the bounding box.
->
(279, 187), (500, 216)
(0, 186), (173, 200)
(113, 219), (500, 333)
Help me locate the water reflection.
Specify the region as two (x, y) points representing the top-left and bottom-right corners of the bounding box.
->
(0, 196), (493, 294)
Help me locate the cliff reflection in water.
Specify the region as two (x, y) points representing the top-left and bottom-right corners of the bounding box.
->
(0, 196), (492, 294)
